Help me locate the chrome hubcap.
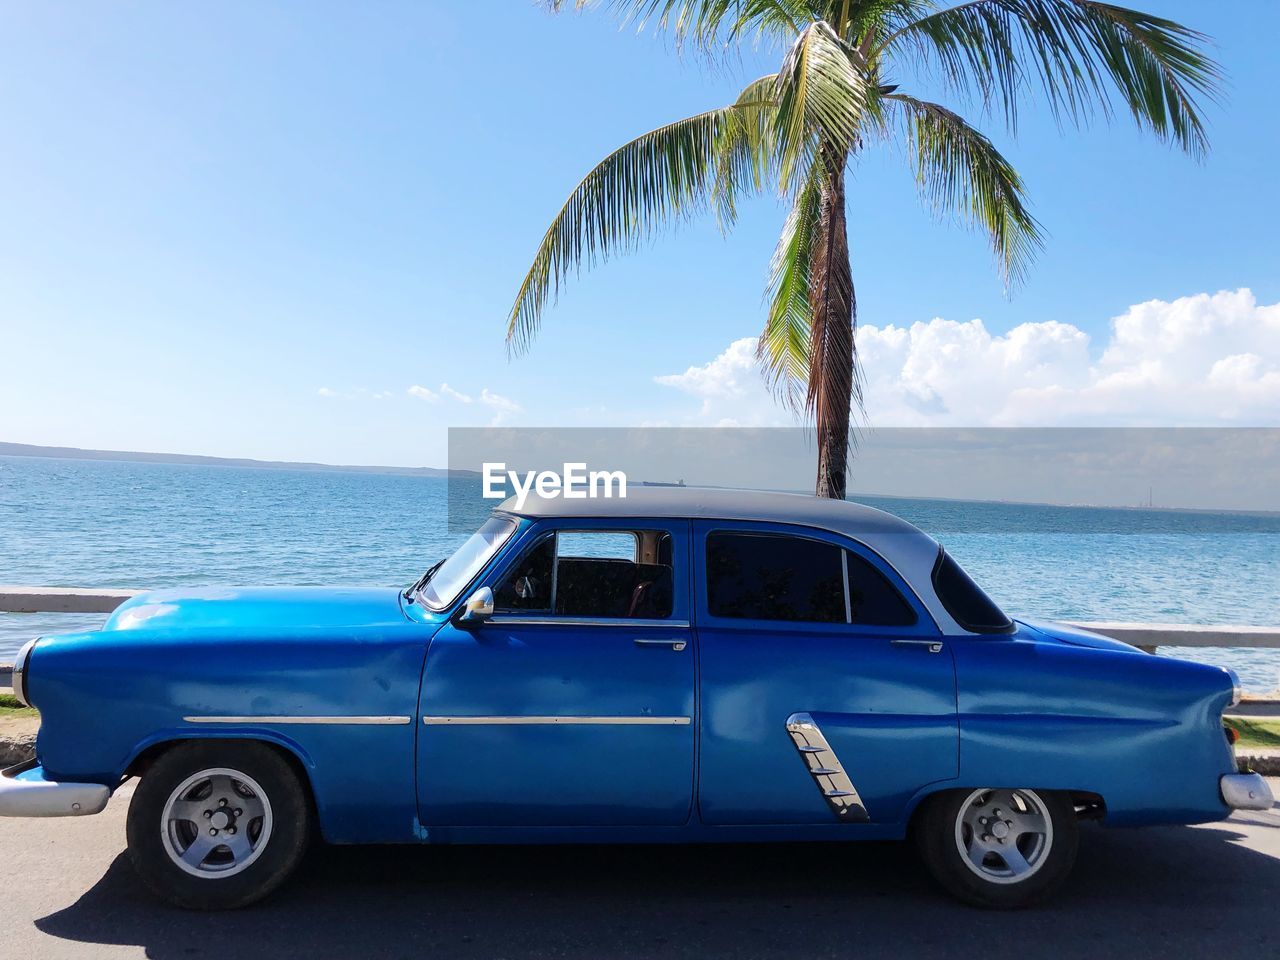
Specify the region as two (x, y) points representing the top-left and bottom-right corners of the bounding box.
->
(161, 767), (273, 878)
(955, 788), (1053, 885)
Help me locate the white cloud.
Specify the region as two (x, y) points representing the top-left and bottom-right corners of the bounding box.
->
(654, 337), (791, 427)
(655, 289), (1280, 427)
(479, 388), (522, 426)
(406, 382), (521, 423)
(439, 383), (473, 403)
(320, 386), (392, 400)
(655, 337), (761, 400)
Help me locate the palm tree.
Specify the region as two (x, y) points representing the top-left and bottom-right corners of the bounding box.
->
(506, 1), (1221, 499)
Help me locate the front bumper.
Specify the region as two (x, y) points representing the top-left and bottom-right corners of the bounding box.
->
(1221, 773), (1275, 812)
(0, 760), (110, 817)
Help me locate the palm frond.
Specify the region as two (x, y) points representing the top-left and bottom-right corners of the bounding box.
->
(545, 1), (809, 48)
(507, 101), (774, 352)
(713, 74), (781, 224)
(835, 1), (932, 47)
(774, 20), (873, 192)
(758, 164), (823, 410)
(888, 92), (1042, 284)
(877, 0), (1222, 155)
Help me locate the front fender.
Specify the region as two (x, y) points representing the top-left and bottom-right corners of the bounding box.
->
(25, 623), (434, 843)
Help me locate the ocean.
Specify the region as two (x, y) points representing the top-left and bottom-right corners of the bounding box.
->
(2, 455), (1278, 692)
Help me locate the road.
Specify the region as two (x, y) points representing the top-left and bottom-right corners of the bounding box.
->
(1, 781), (1277, 960)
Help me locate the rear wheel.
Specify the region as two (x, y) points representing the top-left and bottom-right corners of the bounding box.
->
(126, 740), (311, 909)
(915, 787), (1078, 908)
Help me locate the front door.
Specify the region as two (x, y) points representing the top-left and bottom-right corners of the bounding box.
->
(693, 520), (959, 825)
(417, 519), (695, 827)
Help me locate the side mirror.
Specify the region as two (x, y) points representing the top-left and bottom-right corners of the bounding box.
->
(457, 586), (494, 624)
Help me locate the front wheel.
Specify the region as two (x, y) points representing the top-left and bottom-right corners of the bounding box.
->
(914, 787), (1078, 908)
(126, 740), (311, 909)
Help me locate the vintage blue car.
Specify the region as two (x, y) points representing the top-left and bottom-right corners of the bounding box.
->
(2, 489), (1270, 909)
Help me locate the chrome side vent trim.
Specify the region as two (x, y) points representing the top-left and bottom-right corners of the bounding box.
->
(785, 712), (870, 823)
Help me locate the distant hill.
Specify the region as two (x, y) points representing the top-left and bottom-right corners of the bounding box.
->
(0, 441), (477, 478)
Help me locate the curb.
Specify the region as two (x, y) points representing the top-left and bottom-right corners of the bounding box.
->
(1238, 754), (1280, 777)
(0, 734), (35, 767)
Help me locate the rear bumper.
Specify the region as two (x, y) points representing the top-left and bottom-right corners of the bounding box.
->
(1221, 773), (1274, 811)
(0, 760), (110, 817)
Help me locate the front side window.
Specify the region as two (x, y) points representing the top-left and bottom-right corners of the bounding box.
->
(494, 528), (674, 619)
(706, 531), (916, 627)
(419, 515), (518, 610)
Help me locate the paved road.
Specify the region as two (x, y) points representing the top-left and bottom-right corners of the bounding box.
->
(2, 781), (1277, 960)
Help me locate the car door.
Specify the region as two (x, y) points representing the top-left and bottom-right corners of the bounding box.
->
(693, 520), (958, 825)
(417, 518), (695, 827)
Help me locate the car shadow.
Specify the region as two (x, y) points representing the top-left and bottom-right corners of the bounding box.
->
(35, 820), (1280, 960)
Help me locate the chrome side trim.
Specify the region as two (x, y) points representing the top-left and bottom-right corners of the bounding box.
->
(184, 716), (412, 725)
(486, 617), (689, 628)
(1221, 773), (1275, 811)
(424, 715), (691, 726)
(12, 638), (38, 708)
(785, 712), (869, 822)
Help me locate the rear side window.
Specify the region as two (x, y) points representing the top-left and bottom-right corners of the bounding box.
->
(845, 551), (917, 626)
(932, 549), (1014, 633)
(706, 532), (916, 626)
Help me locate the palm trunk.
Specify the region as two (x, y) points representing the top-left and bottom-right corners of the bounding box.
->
(809, 152), (856, 500)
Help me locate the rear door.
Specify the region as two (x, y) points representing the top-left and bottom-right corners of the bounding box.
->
(417, 519), (695, 827)
(693, 520), (958, 825)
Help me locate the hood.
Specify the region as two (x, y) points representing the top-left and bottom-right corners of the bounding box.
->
(101, 586), (409, 634)
(1017, 619), (1143, 654)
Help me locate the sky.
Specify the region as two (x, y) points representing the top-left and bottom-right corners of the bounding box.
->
(1, 1), (1277, 468)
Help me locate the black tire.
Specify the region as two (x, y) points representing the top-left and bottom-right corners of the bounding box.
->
(126, 740), (311, 910)
(914, 787), (1078, 909)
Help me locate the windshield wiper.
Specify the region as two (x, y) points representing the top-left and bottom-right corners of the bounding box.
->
(404, 560), (444, 603)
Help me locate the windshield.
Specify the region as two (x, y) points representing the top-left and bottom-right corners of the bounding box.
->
(419, 515), (518, 610)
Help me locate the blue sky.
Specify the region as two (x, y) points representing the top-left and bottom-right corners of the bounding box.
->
(2, 1), (1277, 466)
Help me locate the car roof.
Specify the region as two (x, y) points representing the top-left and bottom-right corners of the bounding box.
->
(498, 486), (924, 538)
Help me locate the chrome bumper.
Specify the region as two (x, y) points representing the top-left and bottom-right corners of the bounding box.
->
(0, 760), (110, 818)
(1221, 773), (1275, 811)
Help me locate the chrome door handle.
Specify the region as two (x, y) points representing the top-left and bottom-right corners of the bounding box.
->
(634, 638), (687, 652)
(891, 639), (944, 654)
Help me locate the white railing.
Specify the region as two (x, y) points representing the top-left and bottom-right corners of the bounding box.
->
(1064, 621), (1280, 651)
